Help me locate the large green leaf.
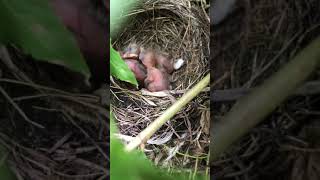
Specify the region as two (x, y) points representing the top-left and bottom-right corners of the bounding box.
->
(110, 42), (138, 87)
(0, 0), (90, 76)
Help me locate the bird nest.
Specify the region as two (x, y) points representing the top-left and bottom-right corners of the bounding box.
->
(111, 0), (210, 171)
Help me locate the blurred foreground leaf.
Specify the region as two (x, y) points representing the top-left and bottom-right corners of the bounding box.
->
(110, 0), (137, 38)
(0, 0), (90, 76)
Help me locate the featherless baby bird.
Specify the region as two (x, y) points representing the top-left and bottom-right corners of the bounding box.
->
(120, 44), (174, 92)
(144, 67), (170, 92)
(124, 59), (147, 83)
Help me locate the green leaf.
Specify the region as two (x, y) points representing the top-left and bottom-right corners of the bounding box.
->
(110, 42), (138, 87)
(111, 112), (173, 180)
(0, 0), (90, 77)
(0, 145), (16, 180)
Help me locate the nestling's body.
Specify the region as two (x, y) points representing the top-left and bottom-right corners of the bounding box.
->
(139, 50), (157, 68)
(155, 54), (173, 74)
(120, 44), (173, 91)
(144, 67), (169, 92)
(124, 59), (147, 83)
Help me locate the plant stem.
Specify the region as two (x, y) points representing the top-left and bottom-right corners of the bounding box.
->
(126, 74), (210, 151)
(210, 35), (320, 163)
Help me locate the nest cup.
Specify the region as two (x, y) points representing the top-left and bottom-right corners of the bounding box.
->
(112, 0), (210, 169)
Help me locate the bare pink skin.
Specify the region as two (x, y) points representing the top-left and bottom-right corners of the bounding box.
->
(140, 50), (157, 68)
(144, 67), (169, 92)
(125, 59), (147, 82)
(121, 45), (172, 91)
(156, 54), (173, 74)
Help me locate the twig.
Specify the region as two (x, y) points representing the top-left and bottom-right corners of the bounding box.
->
(244, 31), (302, 87)
(212, 81), (320, 102)
(0, 85), (44, 128)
